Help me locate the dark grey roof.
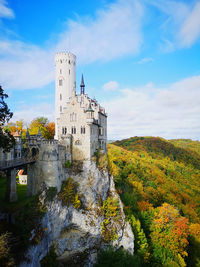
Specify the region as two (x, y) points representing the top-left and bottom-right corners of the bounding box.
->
(80, 73), (85, 87)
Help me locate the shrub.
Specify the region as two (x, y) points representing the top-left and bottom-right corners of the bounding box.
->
(64, 160), (72, 168)
(46, 187), (57, 202)
(40, 245), (58, 267)
(95, 246), (142, 267)
(58, 178), (81, 209)
(101, 196), (121, 242)
(0, 232), (15, 267)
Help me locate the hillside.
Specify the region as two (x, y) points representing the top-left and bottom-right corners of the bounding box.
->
(108, 137), (200, 266)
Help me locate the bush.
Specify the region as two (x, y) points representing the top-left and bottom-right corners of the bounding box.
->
(58, 178), (81, 209)
(40, 245), (58, 267)
(0, 232), (15, 267)
(46, 187), (57, 202)
(64, 160), (72, 168)
(95, 246), (142, 267)
(101, 196), (121, 242)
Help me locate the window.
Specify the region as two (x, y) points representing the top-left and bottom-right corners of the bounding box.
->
(60, 69), (62, 74)
(70, 113), (77, 122)
(62, 127), (67, 135)
(75, 140), (82, 145)
(60, 60), (62, 63)
(59, 79), (63, 86)
(71, 126), (76, 134)
(69, 60), (71, 64)
(60, 106), (62, 112)
(60, 94), (62, 100)
(81, 126), (85, 134)
(99, 127), (103, 136)
(69, 69), (70, 75)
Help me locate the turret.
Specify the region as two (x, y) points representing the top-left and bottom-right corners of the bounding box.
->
(54, 52), (76, 139)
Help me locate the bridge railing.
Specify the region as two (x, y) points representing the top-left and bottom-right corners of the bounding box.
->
(0, 156), (36, 170)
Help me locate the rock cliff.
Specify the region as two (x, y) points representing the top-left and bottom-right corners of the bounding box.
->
(20, 160), (134, 267)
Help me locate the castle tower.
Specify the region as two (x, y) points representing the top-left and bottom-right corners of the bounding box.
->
(55, 52), (76, 139)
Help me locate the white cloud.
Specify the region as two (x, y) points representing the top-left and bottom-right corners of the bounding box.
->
(12, 102), (54, 124)
(148, 0), (200, 49)
(103, 75), (200, 140)
(56, 0), (143, 63)
(0, 0), (144, 90)
(103, 81), (119, 91)
(178, 2), (200, 47)
(138, 57), (154, 64)
(0, 0), (14, 19)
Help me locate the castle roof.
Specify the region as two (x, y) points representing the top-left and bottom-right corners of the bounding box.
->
(80, 74), (85, 87)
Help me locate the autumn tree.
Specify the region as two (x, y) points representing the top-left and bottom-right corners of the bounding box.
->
(29, 117), (55, 139)
(150, 203), (189, 266)
(0, 86), (15, 151)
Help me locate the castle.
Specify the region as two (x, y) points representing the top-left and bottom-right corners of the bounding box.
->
(55, 52), (107, 160)
(0, 52), (108, 200)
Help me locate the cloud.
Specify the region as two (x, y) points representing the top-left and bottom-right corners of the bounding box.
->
(0, 0), (144, 90)
(56, 0), (143, 63)
(0, 0), (14, 19)
(147, 0), (200, 49)
(138, 57), (154, 64)
(178, 2), (200, 47)
(103, 75), (200, 140)
(12, 102), (54, 124)
(103, 81), (119, 91)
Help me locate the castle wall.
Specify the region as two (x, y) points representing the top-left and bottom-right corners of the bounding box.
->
(27, 141), (67, 196)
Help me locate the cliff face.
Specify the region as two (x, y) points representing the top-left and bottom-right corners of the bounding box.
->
(20, 160), (134, 267)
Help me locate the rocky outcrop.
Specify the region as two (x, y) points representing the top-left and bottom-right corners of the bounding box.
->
(20, 160), (134, 267)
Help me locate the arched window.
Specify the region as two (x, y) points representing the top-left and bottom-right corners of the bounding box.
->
(70, 113), (77, 122)
(71, 126), (76, 134)
(81, 126), (85, 134)
(75, 140), (82, 145)
(62, 127), (67, 135)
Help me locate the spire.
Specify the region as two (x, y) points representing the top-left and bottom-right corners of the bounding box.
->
(37, 127), (42, 138)
(26, 128), (30, 138)
(80, 73), (85, 94)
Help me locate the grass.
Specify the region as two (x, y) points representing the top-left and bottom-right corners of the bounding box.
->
(0, 175), (31, 212)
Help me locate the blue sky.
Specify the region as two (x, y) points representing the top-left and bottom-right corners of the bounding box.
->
(0, 0), (200, 140)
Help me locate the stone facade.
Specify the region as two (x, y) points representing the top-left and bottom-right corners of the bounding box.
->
(55, 52), (107, 161)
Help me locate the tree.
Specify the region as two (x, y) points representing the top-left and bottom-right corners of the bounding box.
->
(44, 122), (55, 139)
(0, 86), (15, 151)
(29, 117), (55, 139)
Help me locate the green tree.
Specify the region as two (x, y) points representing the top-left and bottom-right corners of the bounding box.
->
(0, 86), (15, 151)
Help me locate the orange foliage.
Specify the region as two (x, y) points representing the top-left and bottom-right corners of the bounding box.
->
(137, 200), (153, 211)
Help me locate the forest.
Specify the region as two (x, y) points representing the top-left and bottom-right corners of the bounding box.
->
(107, 137), (200, 267)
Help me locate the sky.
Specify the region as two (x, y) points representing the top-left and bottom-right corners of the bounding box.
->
(0, 0), (200, 140)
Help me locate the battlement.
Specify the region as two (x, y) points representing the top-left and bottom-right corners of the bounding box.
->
(55, 52), (76, 64)
(41, 140), (59, 145)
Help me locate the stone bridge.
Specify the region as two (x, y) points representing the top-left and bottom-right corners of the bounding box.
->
(0, 156), (37, 202)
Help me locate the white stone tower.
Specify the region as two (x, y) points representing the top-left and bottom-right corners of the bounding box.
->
(55, 52), (76, 139)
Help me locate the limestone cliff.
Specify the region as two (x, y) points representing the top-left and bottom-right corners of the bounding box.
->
(20, 160), (134, 267)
